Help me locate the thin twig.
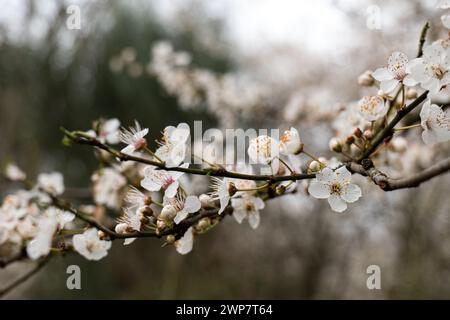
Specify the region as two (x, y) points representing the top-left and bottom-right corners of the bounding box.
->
(417, 22), (430, 58)
(0, 256), (50, 298)
(357, 90), (429, 162)
(62, 128), (315, 182)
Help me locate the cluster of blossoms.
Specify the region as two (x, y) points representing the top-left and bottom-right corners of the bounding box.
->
(0, 167), (114, 261)
(109, 41), (270, 127)
(1, 11), (449, 268)
(0, 117), (364, 264)
(329, 18), (450, 177)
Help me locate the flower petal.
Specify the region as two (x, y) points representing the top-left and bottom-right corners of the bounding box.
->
(334, 166), (352, 184)
(252, 197), (265, 210)
(164, 181), (179, 198)
(380, 79), (399, 93)
(442, 15), (450, 29)
(341, 183), (362, 203)
(174, 210), (189, 224)
(402, 74), (417, 87)
(175, 227), (194, 255)
(372, 68), (392, 81)
(248, 212), (260, 229)
(124, 238), (136, 245)
(327, 194), (347, 213)
(184, 196), (202, 213)
(218, 195), (230, 214)
(315, 167), (335, 183)
(121, 145), (135, 155)
(308, 181), (330, 199)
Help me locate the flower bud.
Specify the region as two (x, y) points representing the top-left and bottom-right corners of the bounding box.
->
(143, 196), (152, 206)
(197, 218), (210, 230)
(139, 214), (149, 226)
(406, 88), (417, 100)
(166, 234), (176, 244)
(353, 128), (363, 138)
(280, 127), (303, 155)
(228, 182), (237, 197)
(309, 160), (321, 172)
(115, 223), (129, 234)
(350, 144), (360, 155)
(363, 129), (374, 140)
(275, 185), (286, 195)
(329, 138), (342, 152)
(345, 135), (355, 145)
(160, 205), (177, 220)
(98, 230), (108, 240)
(138, 205), (153, 217)
(199, 194), (215, 208)
(391, 137), (407, 153)
(357, 70), (375, 86)
(156, 220), (166, 230)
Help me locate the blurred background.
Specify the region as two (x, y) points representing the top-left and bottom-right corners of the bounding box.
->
(1, 0), (450, 299)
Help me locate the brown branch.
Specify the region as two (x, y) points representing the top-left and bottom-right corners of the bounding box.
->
(49, 195), (158, 240)
(356, 22), (430, 162)
(61, 128), (315, 182)
(50, 193), (234, 240)
(0, 256), (50, 298)
(347, 157), (450, 191)
(357, 90), (429, 162)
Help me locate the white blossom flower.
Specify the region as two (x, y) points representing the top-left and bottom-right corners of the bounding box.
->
(0, 192), (38, 244)
(308, 166), (362, 213)
(155, 123), (190, 167)
(231, 195), (265, 229)
(16, 215), (39, 239)
(26, 217), (58, 260)
(332, 102), (366, 138)
(174, 226), (194, 255)
(123, 186), (151, 211)
(37, 172), (64, 195)
(160, 204), (177, 220)
(0, 197), (27, 230)
(248, 135), (279, 164)
(357, 95), (388, 121)
(141, 164), (188, 198)
(114, 220), (138, 246)
(124, 206), (149, 231)
(210, 177), (235, 214)
(4, 163), (26, 181)
(163, 195), (201, 224)
(73, 228), (111, 261)
(358, 70), (375, 86)
(420, 100), (450, 145)
(116, 187), (154, 246)
(92, 168), (127, 209)
(408, 43), (450, 94)
(44, 207), (75, 230)
(372, 52), (417, 93)
(119, 121), (149, 155)
(98, 118), (120, 144)
(442, 16), (450, 29)
(280, 127), (303, 155)
(438, 1), (450, 28)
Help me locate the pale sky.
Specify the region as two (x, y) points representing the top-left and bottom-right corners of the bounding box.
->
(155, 0), (358, 54)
